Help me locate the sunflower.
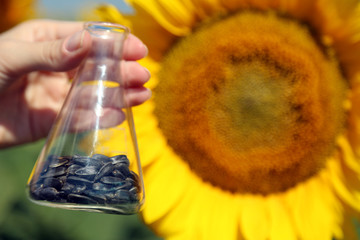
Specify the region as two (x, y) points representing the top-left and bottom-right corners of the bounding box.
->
(0, 0), (35, 33)
(96, 0), (360, 239)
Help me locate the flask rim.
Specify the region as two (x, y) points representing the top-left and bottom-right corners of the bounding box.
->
(84, 21), (130, 37)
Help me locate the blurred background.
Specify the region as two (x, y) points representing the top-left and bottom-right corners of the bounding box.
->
(36, 0), (133, 19)
(0, 1), (161, 239)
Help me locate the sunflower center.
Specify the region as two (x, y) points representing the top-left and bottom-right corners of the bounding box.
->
(154, 11), (348, 194)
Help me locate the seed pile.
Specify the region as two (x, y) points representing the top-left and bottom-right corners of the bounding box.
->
(29, 154), (141, 208)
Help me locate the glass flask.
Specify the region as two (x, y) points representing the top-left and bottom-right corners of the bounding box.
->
(27, 22), (144, 215)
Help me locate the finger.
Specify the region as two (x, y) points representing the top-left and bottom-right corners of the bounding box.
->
(122, 34), (148, 61)
(2, 19), (84, 42)
(125, 87), (152, 107)
(34, 20), (85, 40)
(121, 61), (151, 88)
(68, 108), (126, 132)
(0, 30), (92, 79)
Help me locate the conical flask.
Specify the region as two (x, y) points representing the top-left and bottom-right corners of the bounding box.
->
(27, 22), (144, 215)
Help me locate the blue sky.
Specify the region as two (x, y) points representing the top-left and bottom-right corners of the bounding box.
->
(36, 0), (133, 20)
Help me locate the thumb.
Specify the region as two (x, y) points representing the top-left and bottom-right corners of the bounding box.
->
(2, 31), (91, 78)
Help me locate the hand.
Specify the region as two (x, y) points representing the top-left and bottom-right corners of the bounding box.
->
(0, 19), (151, 148)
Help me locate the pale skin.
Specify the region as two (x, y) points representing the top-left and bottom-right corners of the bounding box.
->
(0, 19), (152, 148)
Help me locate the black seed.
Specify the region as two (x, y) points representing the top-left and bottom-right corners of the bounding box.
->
(125, 177), (139, 189)
(43, 177), (63, 190)
(92, 182), (112, 191)
(129, 186), (139, 194)
(67, 164), (82, 175)
(100, 176), (125, 185)
(104, 192), (116, 203)
(67, 194), (97, 205)
(114, 181), (132, 190)
(58, 176), (67, 184)
(129, 171), (140, 180)
(57, 191), (68, 202)
(30, 187), (42, 200)
(94, 162), (114, 182)
(129, 171), (141, 189)
(114, 163), (131, 178)
(61, 183), (75, 193)
(74, 166), (98, 180)
(114, 189), (131, 201)
(71, 183), (87, 194)
(112, 169), (126, 179)
(41, 166), (67, 178)
(66, 176), (93, 186)
(39, 187), (59, 200)
(31, 177), (44, 187)
(129, 192), (139, 202)
(44, 155), (58, 168)
(85, 190), (107, 203)
(112, 169), (125, 178)
(110, 155), (130, 165)
(86, 161), (103, 170)
(49, 158), (69, 168)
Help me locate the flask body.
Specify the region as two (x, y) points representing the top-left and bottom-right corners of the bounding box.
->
(27, 22), (144, 215)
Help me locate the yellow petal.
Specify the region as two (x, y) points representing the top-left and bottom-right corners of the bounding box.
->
(141, 149), (193, 225)
(133, 103), (167, 167)
(129, 0), (193, 36)
(267, 195), (296, 240)
(285, 171), (342, 240)
(144, 170), (204, 237)
(331, 136), (360, 212)
(196, 187), (240, 240)
(239, 195), (270, 240)
(338, 135), (360, 173)
(183, 0), (225, 20)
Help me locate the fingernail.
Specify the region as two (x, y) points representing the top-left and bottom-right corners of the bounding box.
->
(146, 88), (152, 98)
(142, 43), (149, 57)
(143, 67), (151, 79)
(65, 31), (84, 52)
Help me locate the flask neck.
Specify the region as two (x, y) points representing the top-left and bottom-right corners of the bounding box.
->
(76, 22), (129, 84)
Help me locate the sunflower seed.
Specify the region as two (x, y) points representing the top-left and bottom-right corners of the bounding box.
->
(84, 190), (106, 204)
(49, 157), (69, 168)
(43, 177), (63, 190)
(39, 187), (59, 200)
(40, 166), (67, 178)
(110, 155), (130, 165)
(94, 162), (114, 182)
(112, 169), (125, 178)
(67, 194), (97, 205)
(74, 166), (98, 180)
(100, 176), (125, 185)
(61, 182), (75, 193)
(66, 176), (93, 186)
(67, 164), (82, 175)
(113, 163), (131, 178)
